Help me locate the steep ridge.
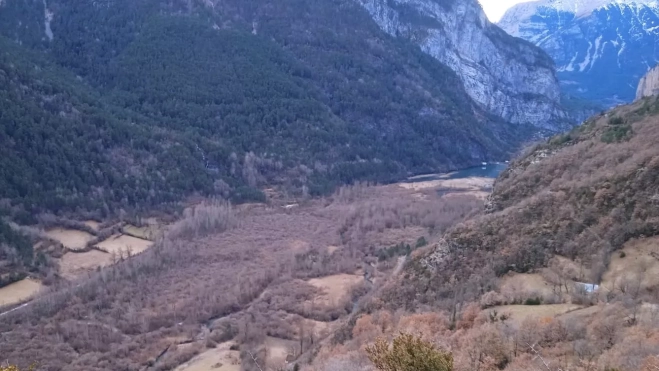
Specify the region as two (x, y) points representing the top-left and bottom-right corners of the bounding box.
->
(355, 0), (569, 130)
(499, 0), (659, 107)
(0, 0), (541, 216)
(392, 95), (659, 310)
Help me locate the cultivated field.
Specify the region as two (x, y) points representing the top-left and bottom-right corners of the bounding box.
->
(96, 234), (153, 255)
(59, 250), (113, 280)
(44, 228), (94, 250)
(0, 279), (42, 307)
(122, 224), (162, 241)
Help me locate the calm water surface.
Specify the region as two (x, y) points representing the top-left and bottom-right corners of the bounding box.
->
(446, 163), (507, 179)
(406, 163), (507, 183)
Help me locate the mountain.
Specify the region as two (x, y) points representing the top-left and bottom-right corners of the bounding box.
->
(356, 0), (568, 129)
(0, 0), (565, 218)
(357, 95), (659, 371)
(637, 64), (659, 99)
(499, 0), (659, 107)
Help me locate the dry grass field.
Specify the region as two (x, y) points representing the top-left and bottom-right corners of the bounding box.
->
(499, 273), (555, 299)
(83, 220), (101, 231)
(397, 176), (493, 200)
(485, 304), (582, 324)
(556, 304), (602, 322)
(59, 250), (114, 280)
(264, 336), (298, 369)
(175, 342), (241, 371)
(601, 236), (659, 292)
(307, 274), (364, 309)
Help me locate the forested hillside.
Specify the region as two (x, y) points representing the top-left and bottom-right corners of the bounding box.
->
(0, 0), (537, 218)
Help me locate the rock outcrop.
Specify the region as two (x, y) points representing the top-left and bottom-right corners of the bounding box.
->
(355, 0), (569, 130)
(637, 65), (659, 100)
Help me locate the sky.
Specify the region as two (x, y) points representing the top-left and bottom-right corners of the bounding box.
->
(478, 0), (530, 22)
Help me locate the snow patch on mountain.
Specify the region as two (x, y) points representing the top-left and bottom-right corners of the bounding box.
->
(43, 0), (54, 41)
(578, 41), (594, 71)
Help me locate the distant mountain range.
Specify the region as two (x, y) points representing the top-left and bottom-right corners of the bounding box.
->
(499, 0), (659, 107)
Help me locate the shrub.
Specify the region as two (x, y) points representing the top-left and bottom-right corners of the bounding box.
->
(0, 272), (28, 289)
(167, 200), (236, 240)
(480, 291), (505, 308)
(601, 125), (632, 143)
(230, 186), (266, 204)
(366, 333), (453, 371)
(619, 251), (626, 258)
(549, 133), (572, 146)
(0, 365), (36, 371)
(608, 116), (624, 126)
(377, 243), (412, 261)
(524, 297), (542, 306)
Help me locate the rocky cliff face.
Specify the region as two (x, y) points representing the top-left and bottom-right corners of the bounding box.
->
(355, 0), (569, 130)
(499, 0), (659, 107)
(637, 65), (659, 100)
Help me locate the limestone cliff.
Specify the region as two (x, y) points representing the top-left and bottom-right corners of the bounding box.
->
(355, 0), (569, 130)
(637, 65), (659, 100)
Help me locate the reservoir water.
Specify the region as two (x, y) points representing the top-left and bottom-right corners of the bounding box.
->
(406, 163), (507, 183)
(446, 163), (507, 179)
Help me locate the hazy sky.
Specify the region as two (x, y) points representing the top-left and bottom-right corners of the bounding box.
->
(479, 0), (530, 22)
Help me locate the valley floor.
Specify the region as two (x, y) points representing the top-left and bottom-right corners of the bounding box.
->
(0, 177), (485, 371)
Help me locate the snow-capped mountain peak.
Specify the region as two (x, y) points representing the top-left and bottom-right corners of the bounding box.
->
(501, 0), (659, 37)
(498, 0), (659, 107)
(505, 0), (659, 19)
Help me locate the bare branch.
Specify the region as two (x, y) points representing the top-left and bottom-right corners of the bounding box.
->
(527, 343), (564, 371)
(248, 351), (264, 371)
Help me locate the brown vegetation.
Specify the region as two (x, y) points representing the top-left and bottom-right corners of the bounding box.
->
(9, 99), (658, 371)
(305, 99), (659, 371)
(381, 98), (659, 315)
(0, 183), (477, 370)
